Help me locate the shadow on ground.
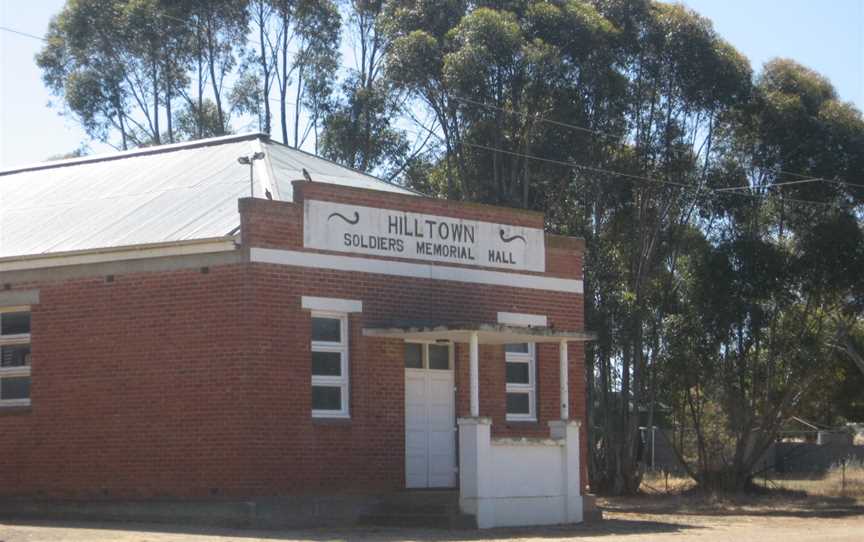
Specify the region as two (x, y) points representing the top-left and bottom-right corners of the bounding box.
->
(0, 517), (697, 541)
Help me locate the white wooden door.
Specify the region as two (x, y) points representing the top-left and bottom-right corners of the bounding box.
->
(405, 344), (456, 488)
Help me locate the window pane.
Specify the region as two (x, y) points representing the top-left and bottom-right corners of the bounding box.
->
(311, 351), (341, 376)
(311, 317), (341, 342)
(312, 386), (342, 411)
(1, 376), (30, 400)
(506, 361), (530, 384)
(506, 392), (530, 415)
(1, 312), (30, 335)
(505, 343), (529, 354)
(1, 344), (30, 367)
(404, 343), (422, 368)
(428, 344), (450, 370)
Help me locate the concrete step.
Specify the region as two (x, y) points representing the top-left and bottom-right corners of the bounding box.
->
(375, 502), (458, 516)
(358, 489), (476, 529)
(358, 512), (477, 529)
(379, 489), (459, 507)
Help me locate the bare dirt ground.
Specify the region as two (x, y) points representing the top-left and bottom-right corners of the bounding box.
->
(1, 491), (862, 542)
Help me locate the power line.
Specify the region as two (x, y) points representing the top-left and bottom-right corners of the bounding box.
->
(463, 141), (693, 189)
(712, 177), (824, 192)
(775, 169), (864, 190)
(446, 89), (864, 193)
(0, 26), (47, 42)
(463, 141), (841, 208)
(446, 98), (862, 195)
(454, 94), (864, 191)
(5, 20), (864, 194)
(450, 95), (613, 139)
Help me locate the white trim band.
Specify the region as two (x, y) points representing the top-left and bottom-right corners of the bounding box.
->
(0, 239), (237, 273)
(302, 296), (363, 313)
(251, 248), (584, 294)
(497, 312), (548, 327)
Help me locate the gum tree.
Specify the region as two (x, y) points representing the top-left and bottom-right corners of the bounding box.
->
(660, 58), (864, 490)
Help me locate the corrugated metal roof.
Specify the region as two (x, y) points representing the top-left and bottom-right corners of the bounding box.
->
(0, 133), (414, 259)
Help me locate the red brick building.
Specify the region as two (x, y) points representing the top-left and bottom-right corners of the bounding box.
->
(0, 134), (590, 528)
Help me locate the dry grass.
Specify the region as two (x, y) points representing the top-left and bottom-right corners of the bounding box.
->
(640, 471), (696, 494)
(763, 461), (864, 501)
(638, 462), (864, 504)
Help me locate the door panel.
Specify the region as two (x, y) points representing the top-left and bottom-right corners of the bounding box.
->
(405, 370), (430, 488)
(404, 349), (456, 489)
(427, 371), (456, 487)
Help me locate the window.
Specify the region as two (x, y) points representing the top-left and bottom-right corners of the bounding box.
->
(505, 343), (535, 421)
(404, 343), (423, 369)
(311, 312), (349, 418)
(0, 308), (31, 407)
(404, 342), (451, 370)
(428, 344), (450, 370)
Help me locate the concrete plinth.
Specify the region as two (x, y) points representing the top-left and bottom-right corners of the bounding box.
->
(458, 417), (583, 528)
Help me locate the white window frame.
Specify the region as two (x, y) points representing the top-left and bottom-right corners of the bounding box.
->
(404, 341), (453, 371)
(310, 311), (349, 418)
(0, 306), (32, 408)
(505, 343), (536, 421)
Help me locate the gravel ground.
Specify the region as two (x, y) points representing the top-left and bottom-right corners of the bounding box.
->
(0, 495), (862, 542)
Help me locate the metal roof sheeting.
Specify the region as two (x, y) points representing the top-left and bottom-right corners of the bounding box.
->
(0, 134), (414, 259)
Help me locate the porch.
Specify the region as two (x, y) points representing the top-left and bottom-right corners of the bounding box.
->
(364, 321), (593, 528)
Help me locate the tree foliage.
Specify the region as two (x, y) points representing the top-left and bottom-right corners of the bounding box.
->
(320, 0), (408, 173)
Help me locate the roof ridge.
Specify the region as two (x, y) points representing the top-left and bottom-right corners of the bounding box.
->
(0, 133), (267, 176)
(264, 137), (425, 196)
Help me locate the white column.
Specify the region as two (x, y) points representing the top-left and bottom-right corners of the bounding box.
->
(458, 417), (493, 526)
(559, 339), (569, 420)
(470, 331), (480, 417)
(549, 419), (584, 524)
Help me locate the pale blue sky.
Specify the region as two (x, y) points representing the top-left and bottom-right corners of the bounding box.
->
(1, 0), (862, 169)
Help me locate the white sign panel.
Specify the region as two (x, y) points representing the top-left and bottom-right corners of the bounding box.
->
(303, 200), (546, 272)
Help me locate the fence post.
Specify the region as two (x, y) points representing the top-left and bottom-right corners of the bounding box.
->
(841, 459), (846, 494)
(651, 426), (656, 471)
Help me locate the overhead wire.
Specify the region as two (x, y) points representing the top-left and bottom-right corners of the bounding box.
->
(460, 141), (841, 208)
(2, 23), (863, 207)
(712, 177), (824, 192)
(451, 93), (864, 192)
(0, 26), (48, 42)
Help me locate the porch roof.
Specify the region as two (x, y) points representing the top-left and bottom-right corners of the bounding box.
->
(362, 322), (595, 344)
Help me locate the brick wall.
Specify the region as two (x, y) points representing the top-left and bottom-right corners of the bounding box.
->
(0, 182), (587, 498)
(0, 267), (256, 499)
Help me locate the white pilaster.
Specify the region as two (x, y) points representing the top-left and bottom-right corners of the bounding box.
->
(559, 339), (569, 420)
(469, 331), (480, 417)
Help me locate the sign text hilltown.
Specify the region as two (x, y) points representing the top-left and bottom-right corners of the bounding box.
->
(304, 200), (546, 272)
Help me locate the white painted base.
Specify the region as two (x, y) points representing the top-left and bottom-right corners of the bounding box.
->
(461, 495), (583, 528)
(457, 417), (583, 528)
